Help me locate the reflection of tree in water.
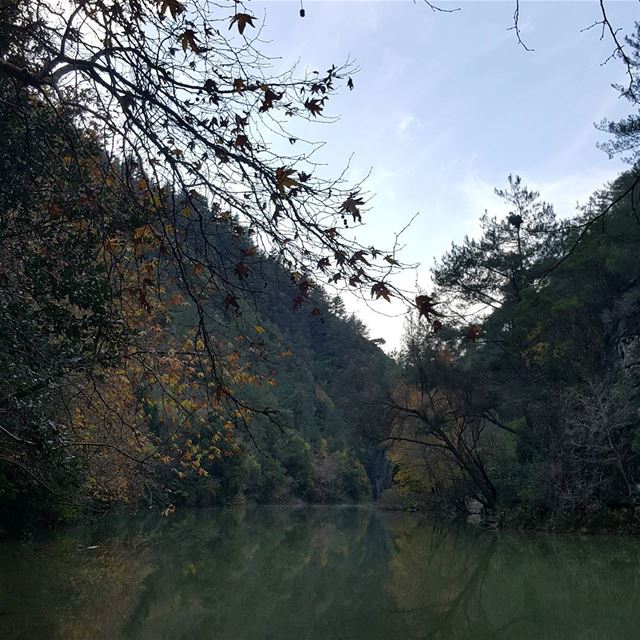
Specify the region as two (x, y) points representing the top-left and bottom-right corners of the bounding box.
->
(120, 507), (403, 640)
(385, 517), (500, 639)
(2, 509), (640, 640)
(0, 529), (156, 640)
(386, 517), (640, 640)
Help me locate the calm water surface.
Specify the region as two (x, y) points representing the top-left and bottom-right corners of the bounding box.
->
(1, 506), (639, 639)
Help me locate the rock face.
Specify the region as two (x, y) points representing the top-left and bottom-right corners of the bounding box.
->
(607, 282), (640, 382)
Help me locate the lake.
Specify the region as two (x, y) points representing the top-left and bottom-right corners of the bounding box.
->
(1, 506), (639, 639)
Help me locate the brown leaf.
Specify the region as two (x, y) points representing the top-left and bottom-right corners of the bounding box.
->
(351, 250), (370, 265)
(466, 324), (481, 342)
(371, 282), (391, 302)
(275, 167), (298, 191)
(158, 0), (185, 20)
(304, 99), (323, 117)
(259, 88), (283, 113)
(229, 13), (256, 35)
(204, 79), (218, 94)
(317, 257), (330, 271)
(223, 293), (239, 312)
(341, 194), (364, 223)
(234, 134), (250, 149)
(415, 294), (442, 320)
(179, 29), (199, 53)
(234, 262), (250, 280)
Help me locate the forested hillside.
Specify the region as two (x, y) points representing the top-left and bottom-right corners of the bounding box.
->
(2, 0), (640, 537)
(384, 169), (640, 528)
(0, 73), (396, 533)
(379, 22), (640, 529)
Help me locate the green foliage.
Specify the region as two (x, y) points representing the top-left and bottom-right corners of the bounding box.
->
(391, 170), (640, 527)
(597, 22), (640, 163)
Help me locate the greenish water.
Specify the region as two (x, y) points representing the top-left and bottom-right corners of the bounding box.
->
(1, 506), (639, 639)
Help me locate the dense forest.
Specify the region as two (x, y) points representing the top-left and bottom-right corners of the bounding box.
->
(379, 23), (640, 528)
(1, 0), (640, 535)
(383, 170), (640, 528)
(0, 77), (397, 529)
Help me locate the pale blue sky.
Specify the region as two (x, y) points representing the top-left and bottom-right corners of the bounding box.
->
(252, 0), (638, 349)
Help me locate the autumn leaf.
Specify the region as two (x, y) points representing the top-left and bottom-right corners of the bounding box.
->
(432, 319), (443, 333)
(384, 255), (399, 265)
(193, 262), (205, 276)
(415, 294), (442, 320)
(233, 78), (245, 92)
(234, 134), (250, 149)
(103, 237), (118, 254)
(324, 227), (338, 239)
(466, 324), (482, 342)
(203, 79), (218, 94)
(351, 250), (370, 265)
(275, 167), (298, 191)
(234, 113), (248, 129)
(255, 325), (266, 334)
(317, 257), (330, 271)
(371, 282), (391, 302)
(347, 77), (354, 90)
(223, 293), (239, 312)
(133, 225), (150, 243)
(334, 250), (347, 266)
(180, 29), (199, 53)
(229, 13), (256, 35)
(304, 99), (323, 117)
(259, 88), (283, 113)
(234, 261), (250, 280)
(169, 292), (183, 306)
(158, 0), (185, 19)
(341, 194), (364, 222)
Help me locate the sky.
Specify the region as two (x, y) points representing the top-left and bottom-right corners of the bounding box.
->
(250, 0), (638, 350)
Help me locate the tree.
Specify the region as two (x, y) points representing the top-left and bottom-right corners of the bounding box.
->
(598, 22), (640, 164)
(432, 175), (561, 318)
(0, 0), (411, 511)
(0, 0), (406, 308)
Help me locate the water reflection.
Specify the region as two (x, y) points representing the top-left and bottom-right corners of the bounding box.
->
(1, 507), (639, 639)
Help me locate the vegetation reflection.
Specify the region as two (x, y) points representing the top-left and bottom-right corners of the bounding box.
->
(1, 508), (640, 640)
